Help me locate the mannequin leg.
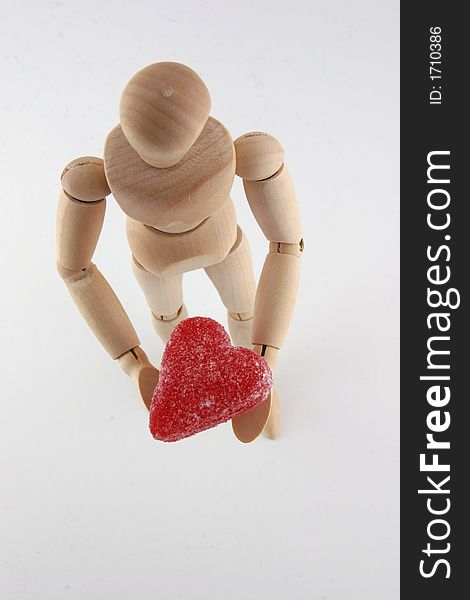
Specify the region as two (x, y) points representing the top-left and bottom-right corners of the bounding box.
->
(131, 256), (187, 344)
(204, 226), (256, 347)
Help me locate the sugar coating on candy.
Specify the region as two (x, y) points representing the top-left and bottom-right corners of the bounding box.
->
(149, 317), (273, 442)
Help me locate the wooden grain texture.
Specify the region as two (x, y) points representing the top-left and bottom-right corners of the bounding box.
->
(232, 148), (304, 442)
(227, 313), (253, 348)
(56, 189), (106, 271)
(119, 62), (211, 168)
(126, 196), (237, 277)
(152, 304), (188, 343)
(234, 132), (284, 181)
(132, 255), (189, 342)
(57, 188), (139, 359)
(204, 226), (256, 314)
(117, 347), (159, 410)
(252, 252), (301, 349)
(61, 156), (110, 202)
(104, 116), (235, 232)
(232, 392), (272, 443)
(204, 225), (255, 348)
(252, 344), (279, 369)
(61, 263), (140, 359)
(132, 256), (183, 317)
(231, 347), (279, 442)
(243, 164), (302, 243)
(263, 388), (280, 439)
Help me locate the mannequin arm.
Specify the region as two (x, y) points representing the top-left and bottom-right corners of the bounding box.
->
(232, 133), (303, 440)
(56, 156), (158, 408)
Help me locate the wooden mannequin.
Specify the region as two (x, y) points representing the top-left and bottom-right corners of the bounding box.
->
(56, 62), (303, 443)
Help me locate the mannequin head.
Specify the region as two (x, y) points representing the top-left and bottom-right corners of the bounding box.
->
(119, 62), (211, 168)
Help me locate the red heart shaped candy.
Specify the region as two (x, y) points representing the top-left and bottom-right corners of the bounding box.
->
(149, 317), (273, 442)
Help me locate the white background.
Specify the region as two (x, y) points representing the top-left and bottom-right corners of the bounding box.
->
(0, 1), (399, 598)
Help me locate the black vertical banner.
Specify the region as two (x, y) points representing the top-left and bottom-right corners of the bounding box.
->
(401, 2), (468, 598)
